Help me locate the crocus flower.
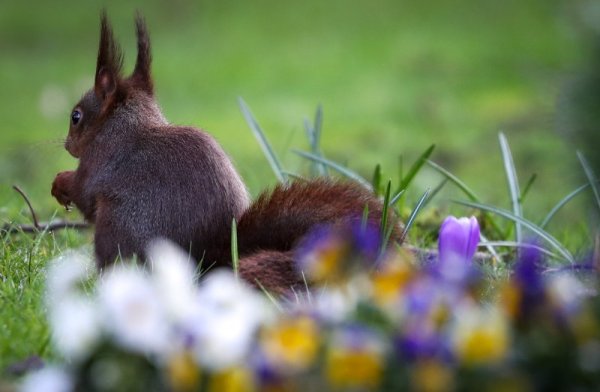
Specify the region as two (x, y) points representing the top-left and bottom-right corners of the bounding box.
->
(98, 266), (170, 355)
(46, 251), (101, 361)
(190, 270), (271, 371)
(452, 304), (509, 366)
(438, 216), (480, 281)
(503, 242), (547, 324)
(50, 296), (101, 361)
(259, 315), (321, 374)
(296, 222), (381, 284)
(46, 249), (95, 303)
(325, 325), (386, 390)
(20, 366), (73, 392)
(148, 239), (198, 324)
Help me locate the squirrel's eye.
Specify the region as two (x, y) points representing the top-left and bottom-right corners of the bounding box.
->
(71, 110), (82, 126)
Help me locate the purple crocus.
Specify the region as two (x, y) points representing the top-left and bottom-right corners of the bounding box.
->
(437, 216), (480, 281)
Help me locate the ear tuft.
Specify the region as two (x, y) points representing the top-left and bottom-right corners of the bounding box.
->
(129, 12), (153, 94)
(95, 11), (124, 102)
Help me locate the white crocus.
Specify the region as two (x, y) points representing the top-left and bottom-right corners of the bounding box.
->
(189, 269), (271, 370)
(20, 366), (73, 392)
(46, 249), (95, 303)
(451, 304), (509, 365)
(98, 265), (170, 355)
(45, 249), (100, 361)
(313, 280), (362, 324)
(549, 272), (592, 314)
(147, 239), (199, 323)
(50, 296), (101, 361)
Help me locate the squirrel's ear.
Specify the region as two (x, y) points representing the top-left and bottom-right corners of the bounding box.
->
(129, 13), (153, 95)
(96, 66), (117, 100)
(95, 12), (123, 103)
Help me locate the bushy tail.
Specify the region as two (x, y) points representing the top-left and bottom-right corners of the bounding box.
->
(232, 179), (402, 294)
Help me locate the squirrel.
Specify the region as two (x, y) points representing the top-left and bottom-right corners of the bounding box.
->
(51, 14), (401, 294)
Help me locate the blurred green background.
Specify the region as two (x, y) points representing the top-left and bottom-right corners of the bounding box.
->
(0, 0), (596, 230)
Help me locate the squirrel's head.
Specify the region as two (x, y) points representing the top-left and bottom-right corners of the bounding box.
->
(66, 12), (161, 158)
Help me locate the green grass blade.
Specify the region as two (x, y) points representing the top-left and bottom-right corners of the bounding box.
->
(479, 241), (558, 259)
(398, 155), (403, 188)
(540, 183), (589, 229)
(400, 189), (431, 243)
(254, 279), (283, 312)
(389, 189), (406, 208)
(454, 200), (574, 263)
(281, 171), (307, 181)
(379, 181), (392, 250)
(479, 233), (501, 266)
(577, 151), (600, 212)
(396, 144), (435, 194)
(372, 164), (382, 195)
(231, 218), (239, 279)
(426, 159), (480, 201)
(361, 203), (370, 233)
(292, 149), (373, 190)
(519, 173), (537, 204)
(238, 97), (288, 184)
(304, 104), (327, 176)
(421, 179), (447, 209)
(499, 132), (522, 243)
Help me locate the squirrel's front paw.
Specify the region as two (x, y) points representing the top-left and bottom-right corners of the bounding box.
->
(51, 171), (74, 208)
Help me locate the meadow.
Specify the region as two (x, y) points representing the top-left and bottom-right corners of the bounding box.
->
(1, 0), (599, 390)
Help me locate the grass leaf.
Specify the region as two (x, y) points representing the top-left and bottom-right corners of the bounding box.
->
(379, 180), (392, 251)
(231, 218), (239, 279)
(361, 203), (370, 233)
(499, 132), (523, 243)
(254, 280), (283, 312)
(519, 173), (537, 204)
(479, 241), (558, 259)
(577, 151), (600, 212)
(281, 171), (307, 181)
(540, 183), (589, 229)
(292, 149), (372, 190)
(238, 97), (288, 183)
(454, 200), (574, 263)
(304, 104), (327, 176)
(396, 144), (435, 194)
(426, 159), (480, 201)
(389, 189), (406, 208)
(372, 164), (382, 195)
(421, 179), (447, 209)
(400, 189), (431, 243)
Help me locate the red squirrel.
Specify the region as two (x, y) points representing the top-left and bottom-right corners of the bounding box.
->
(51, 14), (400, 294)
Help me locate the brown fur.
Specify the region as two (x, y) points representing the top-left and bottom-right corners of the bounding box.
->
(206, 179), (402, 294)
(52, 13), (249, 268)
(51, 14), (402, 294)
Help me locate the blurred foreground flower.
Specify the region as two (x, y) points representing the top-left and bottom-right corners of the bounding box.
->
(452, 305), (509, 366)
(148, 239), (199, 324)
(99, 266), (170, 355)
(20, 366), (72, 392)
(21, 219), (600, 391)
(191, 270), (272, 371)
(296, 223), (380, 284)
(259, 315), (321, 376)
(325, 325), (386, 390)
(46, 251), (100, 360)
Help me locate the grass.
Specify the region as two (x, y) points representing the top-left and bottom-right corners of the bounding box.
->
(0, 0), (588, 215)
(0, 229), (88, 372)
